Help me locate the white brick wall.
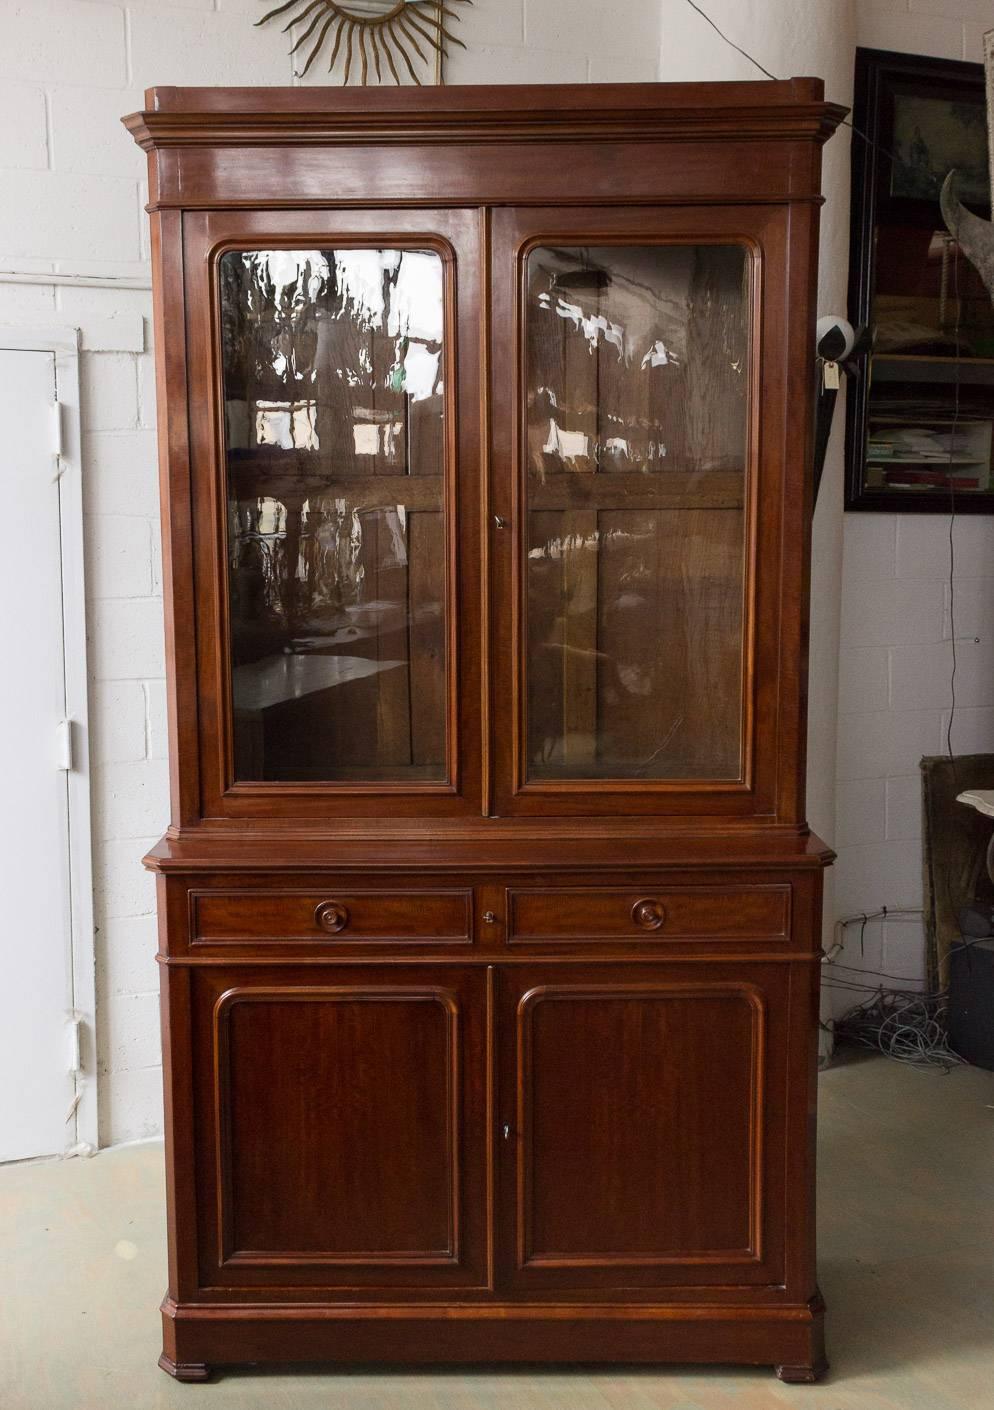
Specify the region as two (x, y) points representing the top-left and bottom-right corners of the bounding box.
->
(831, 1), (994, 1002)
(0, 0), (685, 1148)
(5, 0), (933, 1139)
(835, 513), (994, 987)
(858, 0), (993, 60)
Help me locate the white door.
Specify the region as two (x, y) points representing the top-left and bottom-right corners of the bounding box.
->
(0, 346), (80, 1160)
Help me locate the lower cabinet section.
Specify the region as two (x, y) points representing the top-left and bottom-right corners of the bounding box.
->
(182, 958), (799, 1299)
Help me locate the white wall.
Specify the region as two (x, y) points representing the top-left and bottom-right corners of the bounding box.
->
(0, 0), (917, 1143)
(658, 0), (856, 975)
(0, 0), (675, 1147)
(831, 1), (994, 997)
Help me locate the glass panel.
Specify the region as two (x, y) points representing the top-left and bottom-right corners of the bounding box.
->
(220, 247), (447, 783)
(524, 244), (749, 782)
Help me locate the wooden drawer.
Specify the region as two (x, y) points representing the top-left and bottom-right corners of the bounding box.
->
(191, 888), (473, 945)
(506, 885), (789, 944)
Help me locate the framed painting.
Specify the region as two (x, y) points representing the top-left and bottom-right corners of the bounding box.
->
(846, 48), (994, 512)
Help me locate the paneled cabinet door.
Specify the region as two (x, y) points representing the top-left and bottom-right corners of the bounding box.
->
(189, 965), (488, 1291)
(490, 204), (796, 819)
(496, 963), (790, 1290)
(180, 208), (483, 821)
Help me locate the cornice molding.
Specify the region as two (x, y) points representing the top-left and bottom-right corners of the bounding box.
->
(123, 80), (847, 152)
(124, 103), (848, 152)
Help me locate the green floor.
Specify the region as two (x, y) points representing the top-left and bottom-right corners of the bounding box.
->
(2, 1053), (992, 1410)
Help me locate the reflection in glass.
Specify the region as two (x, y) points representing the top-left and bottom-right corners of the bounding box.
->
(525, 244), (749, 782)
(865, 228), (994, 496)
(220, 248), (447, 782)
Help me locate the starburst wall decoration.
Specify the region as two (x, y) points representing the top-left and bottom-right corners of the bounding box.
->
(257, 0), (472, 84)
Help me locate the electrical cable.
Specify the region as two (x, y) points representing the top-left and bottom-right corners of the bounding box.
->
(824, 913), (980, 1069)
(945, 242), (962, 775)
(833, 987), (965, 1071)
(681, 0), (778, 81)
(678, 0), (897, 163)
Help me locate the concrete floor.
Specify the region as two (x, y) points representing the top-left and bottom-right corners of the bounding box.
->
(1, 1052), (992, 1410)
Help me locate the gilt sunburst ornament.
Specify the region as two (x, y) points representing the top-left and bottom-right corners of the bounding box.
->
(257, 0), (472, 84)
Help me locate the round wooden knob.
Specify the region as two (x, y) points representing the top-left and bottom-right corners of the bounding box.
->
(314, 901), (349, 934)
(632, 898), (666, 931)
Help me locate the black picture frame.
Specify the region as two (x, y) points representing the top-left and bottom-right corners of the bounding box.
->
(846, 47), (994, 513)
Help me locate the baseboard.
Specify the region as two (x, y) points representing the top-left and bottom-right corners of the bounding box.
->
(160, 1292), (827, 1379)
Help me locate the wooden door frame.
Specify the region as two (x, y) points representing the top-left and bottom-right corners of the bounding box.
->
(177, 209), (485, 823)
(488, 204), (801, 820)
(0, 324), (96, 1154)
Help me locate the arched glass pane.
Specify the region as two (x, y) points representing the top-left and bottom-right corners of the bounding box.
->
(219, 247), (447, 783)
(524, 243), (750, 782)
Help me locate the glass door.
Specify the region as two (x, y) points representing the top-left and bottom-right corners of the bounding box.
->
(183, 210), (483, 819)
(491, 207), (788, 817)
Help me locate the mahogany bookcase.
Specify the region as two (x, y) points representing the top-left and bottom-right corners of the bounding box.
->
(125, 78), (844, 1381)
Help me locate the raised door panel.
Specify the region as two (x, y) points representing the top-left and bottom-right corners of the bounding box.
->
(190, 966), (489, 1290)
(180, 208), (483, 821)
(498, 963), (789, 1290)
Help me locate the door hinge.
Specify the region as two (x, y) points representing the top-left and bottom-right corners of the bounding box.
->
(67, 1016), (82, 1076)
(51, 401), (65, 476)
(55, 718), (74, 771)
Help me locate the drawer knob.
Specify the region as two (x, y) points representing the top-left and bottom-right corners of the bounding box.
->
(632, 898), (666, 931)
(314, 901), (350, 934)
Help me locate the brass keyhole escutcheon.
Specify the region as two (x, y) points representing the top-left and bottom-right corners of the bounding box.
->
(314, 901), (350, 934)
(632, 898), (666, 931)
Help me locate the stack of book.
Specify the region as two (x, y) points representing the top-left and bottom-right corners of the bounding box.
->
(868, 424), (985, 489)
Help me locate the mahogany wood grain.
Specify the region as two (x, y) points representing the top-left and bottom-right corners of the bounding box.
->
(505, 884), (789, 943)
(130, 79), (843, 1381)
(496, 965), (789, 1291)
(191, 888), (473, 943)
(191, 965), (489, 1290)
(138, 77), (832, 117)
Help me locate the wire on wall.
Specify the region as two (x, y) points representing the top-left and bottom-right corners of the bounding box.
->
(679, 0), (890, 159)
(682, 0), (778, 81)
(823, 911), (970, 1070)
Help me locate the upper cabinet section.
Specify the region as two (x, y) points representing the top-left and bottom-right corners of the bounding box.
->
(220, 246), (449, 786)
(127, 83), (845, 831)
(523, 242), (750, 785)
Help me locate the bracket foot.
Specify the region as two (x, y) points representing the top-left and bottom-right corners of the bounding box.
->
(159, 1354), (212, 1382)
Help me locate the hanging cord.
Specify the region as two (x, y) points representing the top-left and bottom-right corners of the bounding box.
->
(679, 0), (895, 161)
(945, 241), (963, 774)
(682, 0), (778, 81)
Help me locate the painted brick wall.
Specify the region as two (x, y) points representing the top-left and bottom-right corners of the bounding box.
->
(0, 0), (672, 1147)
(831, 1), (994, 997)
(0, 0), (864, 1143)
